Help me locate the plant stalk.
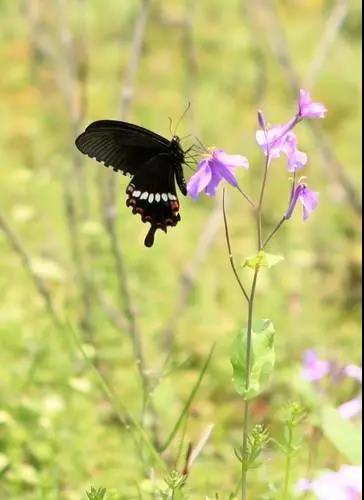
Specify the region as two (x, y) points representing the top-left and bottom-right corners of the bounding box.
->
(241, 267), (259, 500)
(282, 426), (293, 500)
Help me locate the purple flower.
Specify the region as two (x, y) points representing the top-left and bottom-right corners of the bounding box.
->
(297, 466), (362, 500)
(344, 364), (362, 383)
(298, 89), (327, 119)
(338, 398), (362, 420)
(283, 133), (308, 172)
(285, 183), (319, 221)
(256, 124), (307, 172)
(338, 364), (362, 419)
(187, 149), (249, 199)
(302, 350), (331, 382)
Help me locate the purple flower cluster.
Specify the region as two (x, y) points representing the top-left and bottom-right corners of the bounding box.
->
(187, 89), (326, 221)
(297, 465), (362, 500)
(302, 350), (362, 420)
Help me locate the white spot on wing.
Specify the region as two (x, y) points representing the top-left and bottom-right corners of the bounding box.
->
(162, 193), (168, 202)
(148, 193), (154, 203)
(155, 193), (161, 202)
(168, 193), (176, 200)
(140, 192), (148, 200)
(133, 190), (141, 198)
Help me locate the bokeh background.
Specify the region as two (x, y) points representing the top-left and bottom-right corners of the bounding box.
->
(0, 0), (361, 498)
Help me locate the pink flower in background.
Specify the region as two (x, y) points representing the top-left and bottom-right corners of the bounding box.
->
(301, 350), (331, 382)
(187, 149), (249, 199)
(298, 89), (327, 119)
(297, 466), (362, 500)
(338, 398), (362, 420)
(344, 365), (362, 383)
(301, 351), (362, 420)
(339, 364), (362, 420)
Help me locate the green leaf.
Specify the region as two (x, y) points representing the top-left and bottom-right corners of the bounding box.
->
(243, 251), (284, 270)
(231, 319), (275, 400)
(159, 345), (215, 452)
(320, 406), (362, 464)
(85, 487), (107, 500)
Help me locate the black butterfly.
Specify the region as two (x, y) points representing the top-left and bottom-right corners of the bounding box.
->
(75, 120), (191, 247)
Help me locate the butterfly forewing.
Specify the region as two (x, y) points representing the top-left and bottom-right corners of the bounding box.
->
(75, 120), (169, 176)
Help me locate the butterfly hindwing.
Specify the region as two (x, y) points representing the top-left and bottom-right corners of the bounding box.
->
(126, 154), (181, 247)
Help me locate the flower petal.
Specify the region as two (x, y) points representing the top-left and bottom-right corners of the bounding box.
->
(214, 160), (239, 187)
(285, 184), (304, 220)
(287, 149), (308, 172)
(282, 132), (308, 171)
(299, 88), (327, 119)
(299, 187), (319, 221)
(214, 150), (249, 169)
(344, 364), (362, 383)
(204, 168), (223, 196)
(302, 350), (331, 382)
(187, 159), (212, 199)
(338, 398), (362, 420)
(256, 127), (285, 158)
(297, 467), (362, 500)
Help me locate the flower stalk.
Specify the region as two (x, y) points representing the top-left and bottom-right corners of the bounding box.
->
(241, 267), (259, 500)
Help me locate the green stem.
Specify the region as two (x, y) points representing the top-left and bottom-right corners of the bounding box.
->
(241, 267), (259, 500)
(236, 185), (256, 208)
(241, 145), (270, 499)
(262, 217), (286, 249)
(241, 399), (249, 500)
(282, 426), (293, 500)
(256, 155), (270, 250)
(222, 190), (249, 303)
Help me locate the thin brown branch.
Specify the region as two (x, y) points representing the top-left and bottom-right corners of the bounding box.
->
(94, 287), (128, 331)
(0, 207), (62, 329)
(119, 1), (150, 118)
(25, 0), (45, 77)
(183, 423), (215, 476)
(57, 0), (89, 209)
(306, 0), (349, 89)
(63, 184), (94, 337)
(241, 1), (268, 105)
(182, 0), (198, 135)
(102, 200), (147, 387)
(53, 0), (95, 339)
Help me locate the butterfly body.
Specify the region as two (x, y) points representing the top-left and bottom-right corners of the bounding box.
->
(75, 120), (188, 247)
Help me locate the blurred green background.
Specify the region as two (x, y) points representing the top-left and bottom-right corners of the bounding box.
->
(0, 0), (361, 498)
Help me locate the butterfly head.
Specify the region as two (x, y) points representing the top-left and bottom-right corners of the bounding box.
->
(170, 135), (185, 164)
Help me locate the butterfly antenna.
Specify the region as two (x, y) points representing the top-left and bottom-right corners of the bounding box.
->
(179, 133), (193, 141)
(168, 117), (174, 137)
(173, 100), (191, 136)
